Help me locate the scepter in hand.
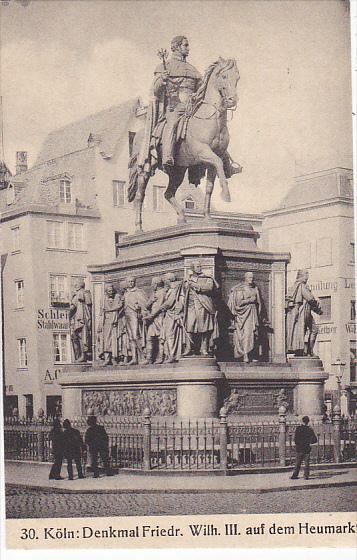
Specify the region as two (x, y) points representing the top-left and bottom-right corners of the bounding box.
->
(157, 48), (169, 83)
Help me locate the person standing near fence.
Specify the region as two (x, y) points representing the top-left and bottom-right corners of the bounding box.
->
(84, 416), (112, 478)
(63, 419), (85, 480)
(291, 416), (317, 480)
(49, 419), (64, 480)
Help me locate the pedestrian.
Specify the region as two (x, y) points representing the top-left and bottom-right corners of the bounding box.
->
(290, 416), (317, 480)
(49, 419), (64, 480)
(63, 419), (85, 480)
(84, 415), (112, 478)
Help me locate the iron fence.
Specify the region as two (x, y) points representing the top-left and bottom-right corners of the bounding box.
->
(3, 408), (357, 472)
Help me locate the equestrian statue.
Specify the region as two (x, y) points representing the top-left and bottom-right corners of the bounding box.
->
(128, 35), (242, 232)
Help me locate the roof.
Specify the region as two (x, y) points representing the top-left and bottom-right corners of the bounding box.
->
(35, 98), (140, 165)
(279, 168), (353, 210)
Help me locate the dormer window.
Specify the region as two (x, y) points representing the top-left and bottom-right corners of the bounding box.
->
(184, 196), (196, 210)
(7, 183), (15, 205)
(60, 179), (72, 203)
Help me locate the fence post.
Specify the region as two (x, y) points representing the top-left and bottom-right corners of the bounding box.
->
(278, 406), (287, 466)
(37, 430), (45, 462)
(332, 405), (342, 463)
(143, 407), (151, 471)
(219, 406), (228, 470)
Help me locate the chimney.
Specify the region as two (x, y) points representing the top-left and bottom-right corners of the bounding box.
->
(16, 151), (28, 174)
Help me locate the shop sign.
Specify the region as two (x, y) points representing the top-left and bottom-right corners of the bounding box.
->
(308, 278), (355, 293)
(37, 308), (69, 330)
(317, 324), (337, 335)
(43, 368), (62, 384)
(345, 323), (356, 335)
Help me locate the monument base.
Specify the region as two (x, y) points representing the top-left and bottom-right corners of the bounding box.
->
(59, 357), (328, 419)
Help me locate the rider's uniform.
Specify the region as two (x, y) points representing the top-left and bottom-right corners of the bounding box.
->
(153, 51), (201, 167)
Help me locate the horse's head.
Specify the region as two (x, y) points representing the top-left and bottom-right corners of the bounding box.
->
(213, 57), (239, 109)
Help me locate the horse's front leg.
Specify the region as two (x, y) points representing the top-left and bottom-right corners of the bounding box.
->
(164, 168), (187, 224)
(134, 173), (148, 232)
(204, 166), (216, 219)
(196, 145), (230, 202)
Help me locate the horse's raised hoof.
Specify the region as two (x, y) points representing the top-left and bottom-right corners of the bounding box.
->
(220, 189), (231, 203)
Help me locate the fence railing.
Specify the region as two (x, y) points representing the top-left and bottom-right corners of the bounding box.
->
(3, 406), (357, 472)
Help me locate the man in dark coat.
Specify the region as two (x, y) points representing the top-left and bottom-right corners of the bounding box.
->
(49, 419), (64, 480)
(291, 416), (318, 480)
(84, 416), (112, 478)
(63, 419), (85, 480)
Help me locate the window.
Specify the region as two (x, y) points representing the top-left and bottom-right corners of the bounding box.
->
(17, 338), (28, 368)
(184, 196), (196, 210)
(316, 238), (332, 267)
(351, 300), (356, 322)
(68, 222), (84, 250)
(53, 333), (71, 364)
(153, 186), (166, 211)
(47, 221), (64, 249)
(350, 243), (355, 264)
(24, 394), (33, 419)
(128, 131), (136, 157)
(318, 296), (331, 321)
(50, 274), (68, 305)
(113, 181), (126, 207)
(60, 179), (72, 203)
(12, 226), (20, 252)
(15, 280), (24, 308)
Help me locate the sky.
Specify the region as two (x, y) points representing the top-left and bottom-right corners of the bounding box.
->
(0, 0), (353, 213)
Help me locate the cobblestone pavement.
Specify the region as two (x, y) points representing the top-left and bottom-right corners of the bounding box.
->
(6, 486), (357, 519)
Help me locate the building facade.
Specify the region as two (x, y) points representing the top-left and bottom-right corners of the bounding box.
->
(263, 168), (356, 413)
(0, 99), (218, 418)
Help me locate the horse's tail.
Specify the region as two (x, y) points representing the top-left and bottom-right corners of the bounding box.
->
(128, 152), (138, 203)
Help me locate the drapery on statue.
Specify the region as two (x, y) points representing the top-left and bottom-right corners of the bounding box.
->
(123, 276), (148, 365)
(128, 35), (242, 231)
(228, 272), (262, 363)
(97, 284), (123, 366)
(69, 281), (92, 362)
(159, 272), (185, 363)
(286, 269), (322, 357)
(182, 262), (218, 357)
(142, 276), (167, 364)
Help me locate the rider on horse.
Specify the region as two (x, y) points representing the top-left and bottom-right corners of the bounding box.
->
(152, 35), (240, 177)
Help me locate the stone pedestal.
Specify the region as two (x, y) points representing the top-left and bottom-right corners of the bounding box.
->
(89, 221), (290, 364)
(289, 357), (328, 417)
(175, 357), (223, 417)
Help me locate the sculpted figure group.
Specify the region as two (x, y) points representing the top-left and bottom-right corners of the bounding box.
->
(96, 266), (269, 366)
(96, 263), (222, 366)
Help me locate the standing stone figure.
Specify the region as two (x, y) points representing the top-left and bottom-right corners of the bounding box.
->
(123, 277), (148, 365)
(97, 284), (122, 366)
(228, 272), (262, 363)
(183, 262), (218, 357)
(116, 283), (129, 365)
(143, 276), (167, 364)
(159, 272), (185, 363)
(286, 269), (322, 357)
(69, 281), (92, 362)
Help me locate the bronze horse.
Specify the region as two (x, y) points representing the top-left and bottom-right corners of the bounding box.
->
(129, 58), (240, 232)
